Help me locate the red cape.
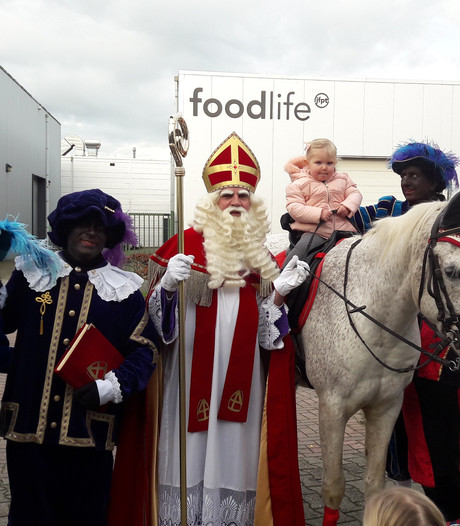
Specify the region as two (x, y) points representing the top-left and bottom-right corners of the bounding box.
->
(108, 233), (305, 526)
(149, 228), (208, 273)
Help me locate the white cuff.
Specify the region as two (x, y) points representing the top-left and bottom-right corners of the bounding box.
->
(95, 379), (114, 405)
(97, 371), (123, 405)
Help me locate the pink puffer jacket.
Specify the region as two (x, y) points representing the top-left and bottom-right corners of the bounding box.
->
(285, 156), (363, 239)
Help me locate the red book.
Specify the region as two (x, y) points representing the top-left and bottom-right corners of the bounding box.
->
(54, 323), (124, 389)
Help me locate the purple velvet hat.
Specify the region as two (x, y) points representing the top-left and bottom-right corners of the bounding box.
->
(47, 189), (137, 268)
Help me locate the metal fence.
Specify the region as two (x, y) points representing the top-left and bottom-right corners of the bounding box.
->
(128, 212), (175, 250)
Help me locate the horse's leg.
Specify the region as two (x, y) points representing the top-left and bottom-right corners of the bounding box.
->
(318, 396), (347, 525)
(362, 400), (402, 499)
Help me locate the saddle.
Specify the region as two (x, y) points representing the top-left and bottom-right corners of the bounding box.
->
(281, 229), (356, 387)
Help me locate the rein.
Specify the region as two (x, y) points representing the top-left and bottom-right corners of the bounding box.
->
(309, 233), (460, 373)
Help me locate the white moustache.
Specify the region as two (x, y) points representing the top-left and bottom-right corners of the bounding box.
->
(222, 206), (247, 217)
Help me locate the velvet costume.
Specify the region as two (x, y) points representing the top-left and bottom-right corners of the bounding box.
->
(0, 318), (12, 373)
(0, 253), (159, 526)
(351, 195), (409, 234)
(0, 285), (12, 372)
(402, 322), (460, 521)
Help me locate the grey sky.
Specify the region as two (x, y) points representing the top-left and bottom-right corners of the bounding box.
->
(2, 0), (459, 159)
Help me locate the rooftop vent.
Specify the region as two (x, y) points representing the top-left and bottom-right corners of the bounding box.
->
(85, 140), (101, 157)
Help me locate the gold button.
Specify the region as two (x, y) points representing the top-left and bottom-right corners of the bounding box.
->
(68, 310), (76, 317)
(74, 283), (81, 290)
(53, 395), (61, 402)
(50, 422), (58, 429)
(63, 338), (70, 346)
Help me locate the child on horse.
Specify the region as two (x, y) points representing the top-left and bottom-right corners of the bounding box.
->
(282, 138), (363, 261)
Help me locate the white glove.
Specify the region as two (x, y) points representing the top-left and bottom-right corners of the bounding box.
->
(96, 378), (116, 405)
(160, 253), (195, 292)
(273, 255), (310, 297)
(96, 370), (123, 405)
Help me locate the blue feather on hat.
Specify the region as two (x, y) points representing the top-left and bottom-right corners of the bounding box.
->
(0, 217), (61, 279)
(389, 140), (459, 192)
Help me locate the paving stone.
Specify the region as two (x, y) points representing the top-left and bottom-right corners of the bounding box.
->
(0, 348), (418, 526)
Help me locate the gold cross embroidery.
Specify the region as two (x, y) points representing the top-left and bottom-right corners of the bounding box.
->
(197, 399), (210, 422)
(87, 361), (109, 381)
(35, 292), (53, 335)
(228, 390), (244, 413)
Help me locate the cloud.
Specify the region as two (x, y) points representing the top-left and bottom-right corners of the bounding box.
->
(1, 0), (460, 158)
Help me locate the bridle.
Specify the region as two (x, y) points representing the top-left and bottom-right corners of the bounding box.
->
(417, 215), (460, 363)
(309, 207), (460, 373)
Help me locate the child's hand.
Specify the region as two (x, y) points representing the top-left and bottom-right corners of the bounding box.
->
(336, 205), (350, 218)
(320, 209), (332, 221)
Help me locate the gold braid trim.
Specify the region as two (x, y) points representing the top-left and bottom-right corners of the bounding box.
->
(148, 259), (213, 307)
(185, 270), (213, 307)
(259, 278), (273, 298)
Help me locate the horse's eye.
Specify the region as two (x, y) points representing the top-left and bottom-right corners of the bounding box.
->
(444, 264), (460, 279)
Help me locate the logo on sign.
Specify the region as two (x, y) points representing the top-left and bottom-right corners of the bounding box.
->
(314, 93), (329, 108)
(189, 87), (319, 122)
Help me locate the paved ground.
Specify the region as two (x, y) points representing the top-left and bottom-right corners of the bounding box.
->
(0, 259), (412, 525)
(0, 377), (408, 526)
(297, 387), (375, 525)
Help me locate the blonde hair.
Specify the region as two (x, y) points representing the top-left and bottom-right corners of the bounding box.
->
(363, 487), (445, 526)
(305, 138), (337, 162)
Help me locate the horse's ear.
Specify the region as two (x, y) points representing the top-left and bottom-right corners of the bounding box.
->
(439, 192), (460, 229)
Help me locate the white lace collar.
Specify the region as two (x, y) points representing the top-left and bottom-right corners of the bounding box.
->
(15, 255), (143, 301)
(15, 254), (71, 292)
(87, 264), (143, 302)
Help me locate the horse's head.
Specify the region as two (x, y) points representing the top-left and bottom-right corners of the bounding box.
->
(418, 192), (460, 367)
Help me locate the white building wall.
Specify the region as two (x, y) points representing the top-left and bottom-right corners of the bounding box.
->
(175, 71), (460, 234)
(0, 66), (61, 237)
(61, 156), (171, 214)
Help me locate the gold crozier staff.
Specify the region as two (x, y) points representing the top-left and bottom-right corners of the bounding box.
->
(168, 113), (189, 526)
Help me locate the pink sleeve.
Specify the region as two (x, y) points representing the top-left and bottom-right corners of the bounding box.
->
(285, 180), (322, 223)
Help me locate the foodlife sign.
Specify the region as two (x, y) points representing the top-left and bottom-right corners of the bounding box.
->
(175, 70), (460, 233)
(189, 87), (325, 121)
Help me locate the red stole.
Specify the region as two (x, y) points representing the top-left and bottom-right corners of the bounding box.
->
(188, 284), (259, 432)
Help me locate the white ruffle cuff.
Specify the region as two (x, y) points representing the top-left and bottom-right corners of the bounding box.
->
(258, 292), (286, 350)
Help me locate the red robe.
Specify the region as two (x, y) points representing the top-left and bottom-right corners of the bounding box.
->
(108, 228), (304, 526)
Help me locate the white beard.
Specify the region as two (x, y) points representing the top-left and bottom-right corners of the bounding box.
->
(193, 197), (280, 289)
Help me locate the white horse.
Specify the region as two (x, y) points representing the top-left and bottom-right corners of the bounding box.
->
(299, 195), (460, 524)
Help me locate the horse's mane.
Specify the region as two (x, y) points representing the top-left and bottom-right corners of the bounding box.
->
(364, 200), (446, 260)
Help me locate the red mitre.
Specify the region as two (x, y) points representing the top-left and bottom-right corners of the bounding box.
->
(202, 132), (260, 193)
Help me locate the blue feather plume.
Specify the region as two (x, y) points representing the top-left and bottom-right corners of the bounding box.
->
(389, 140), (459, 190)
(0, 217), (61, 280)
